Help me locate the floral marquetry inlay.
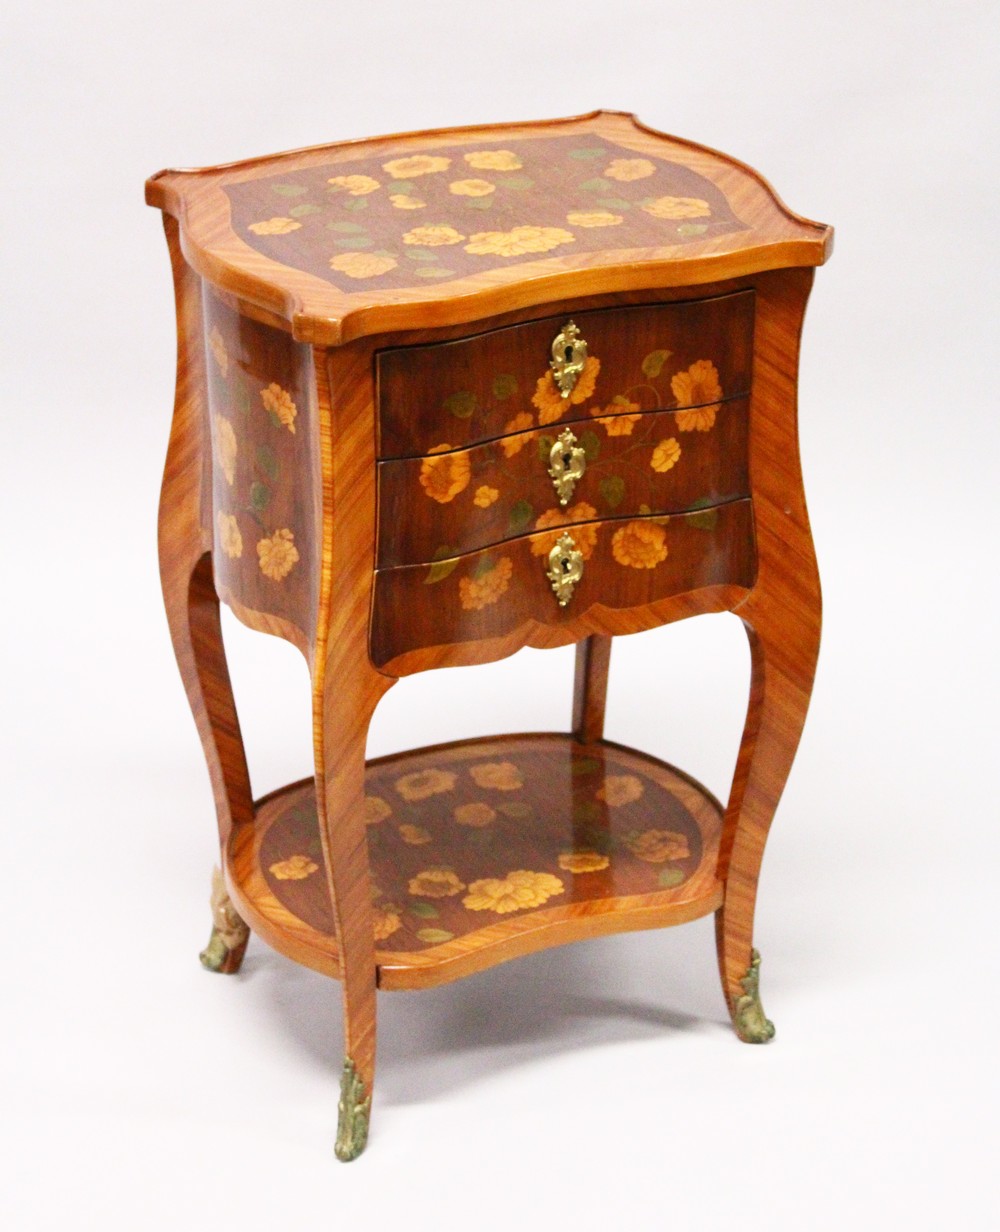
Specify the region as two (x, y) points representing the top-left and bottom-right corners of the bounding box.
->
(257, 737), (718, 953)
(226, 133), (747, 293)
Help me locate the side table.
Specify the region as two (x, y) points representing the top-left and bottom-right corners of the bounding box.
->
(146, 110), (831, 1160)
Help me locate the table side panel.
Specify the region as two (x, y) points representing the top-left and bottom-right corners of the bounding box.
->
(202, 292), (321, 640)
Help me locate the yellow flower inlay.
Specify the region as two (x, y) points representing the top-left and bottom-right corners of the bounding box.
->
(453, 802), (497, 828)
(419, 444), (471, 503)
(327, 174), (380, 195)
(248, 217), (302, 236)
(459, 558), (513, 611)
(473, 485), (499, 508)
(389, 194), (427, 210)
(382, 155), (452, 179)
(594, 396), (641, 436)
(407, 868), (466, 898)
(672, 359), (723, 432)
(531, 503), (598, 559)
(394, 768), (457, 801)
(566, 210), (624, 228)
(500, 412), (537, 456)
(532, 355), (600, 424)
(208, 325), (228, 377)
(217, 512), (243, 560)
(642, 196), (711, 220)
(651, 438), (681, 472)
(468, 762), (523, 791)
(611, 520), (668, 569)
(597, 774), (645, 807)
(465, 225), (576, 258)
(214, 415), (237, 485)
(364, 795), (392, 825)
(329, 252), (398, 279)
(464, 150), (522, 171)
(256, 528), (300, 581)
(624, 829), (691, 863)
(398, 824), (433, 846)
(373, 906), (402, 941)
(260, 382), (296, 434)
(449, 178), (496, 197)
(558, 850), (610, 874)
(463, 870), (565, 914)
(402, 224), (465, 247)
(604, 158), (656, 182)
(269, 854), (318, 880)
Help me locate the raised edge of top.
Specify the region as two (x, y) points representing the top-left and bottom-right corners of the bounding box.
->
(146, 109), (832, 345)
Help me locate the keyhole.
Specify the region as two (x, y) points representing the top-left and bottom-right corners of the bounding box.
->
(564, 345), (574, 362)
(561, 559), (570, 574)
(562, 452), (571, 467)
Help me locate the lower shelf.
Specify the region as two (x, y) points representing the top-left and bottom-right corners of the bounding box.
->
(228, 733), (724, 989)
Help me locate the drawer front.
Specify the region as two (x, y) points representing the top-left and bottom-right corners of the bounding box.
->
(370, 500), (756, 671)
(377, 398), (749, 567)
(376, 291), (754, 459)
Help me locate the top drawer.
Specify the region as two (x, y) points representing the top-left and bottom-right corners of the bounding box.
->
(376, 291), (754, 459)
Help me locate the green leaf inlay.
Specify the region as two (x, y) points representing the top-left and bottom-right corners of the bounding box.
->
(677, 223), (708, 237)
(688, 508), (720, 531)
(272, 184), (308, 197)
(249, 481), (270, 512)
(416, 928), (454, 945)
(497, 801), (534, 821)
(443, 391), (477, 419)
(408, 902), (439, 919)
(424, 549), (459, 585)
(641, 349), (672, 378)
(580, 177), (613, 193)
(599, 475), (626, 509)
(343, 197), (369, 212)
(658, 867), (686, 888)
(579, 430), (601, 463)
(288, 202), (321, 217)
(508, 498), (534, 535)
(334, 235), (375, 249)
(568, 147), (608, 160)
(413, 267), (456, 279)
(492, 373), (518, 399)
(255, 444), (279, 481)
(327, 221), (367, 233)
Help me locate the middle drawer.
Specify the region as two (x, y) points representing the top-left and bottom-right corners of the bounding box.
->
(377, 398), (749, 568)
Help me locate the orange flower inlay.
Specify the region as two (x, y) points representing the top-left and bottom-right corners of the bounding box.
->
(642, 196), (712, 220)
(269, 854), (318, 880)
(326, 174), (381, 196)
(596, 774), (645, 807)
(257, 529), (299, 581)
(248, 217), (302, 236)
(217, 512), (243, 560)
(473, 485), (499, 508)
(373, 906), (403, 941)
(532, 355), (600, 424)
(260, 382), (296, 434)
(394, 768), (457, 801)
(611, 520), (668, 569)
(364, 795), (392, 825)
(624, 829), (691, 863)
(651, 438), (682, 472)
(419, 444), (471, 503)
(449, 179), (496, 197)
(398, 824), (433, 846)
(500, 412), (537, 456)
(459, 558), (513, 610)
(558, 850), (610, 873)
(463, 870), (565, 914)
(531, 503), (598, 559)
(407, 868), (466, 898)
(453, 802), (497, 828)
(468, 761), (523, 791)
(672, 360), (723, 432)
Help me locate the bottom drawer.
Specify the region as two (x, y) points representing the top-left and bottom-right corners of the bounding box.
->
(370, 500), (756, 671)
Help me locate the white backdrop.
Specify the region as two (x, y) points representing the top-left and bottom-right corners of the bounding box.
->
(2, 2), (997, 1228)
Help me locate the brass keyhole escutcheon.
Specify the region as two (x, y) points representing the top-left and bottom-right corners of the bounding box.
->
(547, 427), (587, 506)
(550, 320), (588, 398)
(545, 531), (584, 607)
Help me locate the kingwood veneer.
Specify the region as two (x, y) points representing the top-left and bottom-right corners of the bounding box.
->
(147, 110), (831, 1160)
